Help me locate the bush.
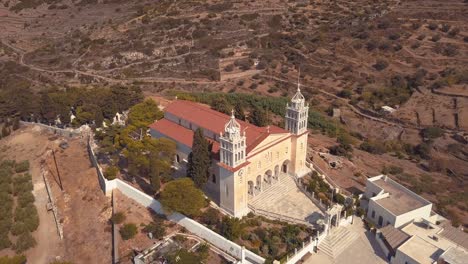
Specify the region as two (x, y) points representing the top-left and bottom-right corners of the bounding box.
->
(360, 140), (387, 154)
(119, 223), (138, 240)
(427, 23), (438, 30)
(421, 127), (443, 139)
(431, 35), (441, 42)
(14, 161), (29, 173)
(13, 232), (36, 253)
(104, 166), (118, 180)
(111, 212), (126, 224)
(0, 255), (26, 264)
(201, 208), (220, 226)
(142, 222), (166, 239)
(373, 59), (388, 71)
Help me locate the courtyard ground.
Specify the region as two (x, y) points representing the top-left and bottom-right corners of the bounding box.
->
(304, 218), (387, 264)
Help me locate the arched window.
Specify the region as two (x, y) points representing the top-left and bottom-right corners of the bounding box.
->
(371, 210), (375, 218)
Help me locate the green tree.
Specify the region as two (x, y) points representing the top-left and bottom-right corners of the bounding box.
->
(149, 154), (161, 194)
(160, 178), (206, 217)
(211, 97), (232, 115)
(187, 128), (212, 188)
(234, 102), (246, 121)
(127, 99), (163, 128)
(249, 106), (269, 126)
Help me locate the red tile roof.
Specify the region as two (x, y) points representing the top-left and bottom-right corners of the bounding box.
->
(149, 118), (220, 155)
(162, 100), (288, 152)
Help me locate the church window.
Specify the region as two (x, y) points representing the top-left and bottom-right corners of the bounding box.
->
(371, 210), (375, 218)
(285, 147), (288, 154)
(212, 174), (216, 183)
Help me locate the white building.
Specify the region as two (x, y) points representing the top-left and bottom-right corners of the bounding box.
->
(364, 175), (432, 228)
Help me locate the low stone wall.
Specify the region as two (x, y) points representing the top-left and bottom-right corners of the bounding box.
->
(20, 121), (82, 138)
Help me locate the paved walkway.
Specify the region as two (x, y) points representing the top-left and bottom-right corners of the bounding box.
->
(304, 218), (388, 264)
(249, 175), (324, 223)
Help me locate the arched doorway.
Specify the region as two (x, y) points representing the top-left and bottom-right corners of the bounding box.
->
(248, 181), (254, 196)
(264, 170), (272, 186)
(282, 160), (290, 174)
(256, 175), (262, 193)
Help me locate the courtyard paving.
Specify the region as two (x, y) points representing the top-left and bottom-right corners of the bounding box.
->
(249, 175), (324, 223)
(304, 218), (388, 264)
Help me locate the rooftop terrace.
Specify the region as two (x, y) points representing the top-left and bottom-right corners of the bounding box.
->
(372, 177), (430, 216)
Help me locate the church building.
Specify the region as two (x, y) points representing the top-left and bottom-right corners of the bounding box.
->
(149, 87), (310, 217)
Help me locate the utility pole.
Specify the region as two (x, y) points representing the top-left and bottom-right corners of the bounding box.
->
(52, 149), (64, 191)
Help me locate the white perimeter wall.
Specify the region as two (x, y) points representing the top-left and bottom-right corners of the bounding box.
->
(88, 139), (264, 264)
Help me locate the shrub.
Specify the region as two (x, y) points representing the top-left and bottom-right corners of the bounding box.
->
(119, 223), (138, 240)
(360, 140), (387, 154)
(427, 23), (438, 30)
(104, 166), (118, 180)
(431, 35), (441, 42)
(373, 59), (389, 71)
(111, 212), (126, 224)
(337, 89), (352, 98)
(14, 161), (29, 173)
(220, 216), (242, 240)
(201, 208), (220, 226)
(421, 127), (443, 139)
(142, 222), (166, 239)
(0, 255), (26, 264)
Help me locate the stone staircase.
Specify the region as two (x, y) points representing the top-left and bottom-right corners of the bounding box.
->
(248, 174), (324, 225)
(317, 226), (359, 259)
(249, 174), (297, 208)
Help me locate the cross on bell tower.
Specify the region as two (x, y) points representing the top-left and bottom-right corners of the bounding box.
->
(219, 110), (246, 167)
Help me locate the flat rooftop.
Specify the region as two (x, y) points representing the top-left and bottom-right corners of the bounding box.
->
(398, 236), (444, 264)
(373, 178), (429, 215)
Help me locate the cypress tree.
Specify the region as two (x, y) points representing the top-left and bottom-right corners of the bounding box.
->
(187, 128), (211, 188)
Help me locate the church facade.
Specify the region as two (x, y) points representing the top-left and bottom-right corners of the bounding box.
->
(149, 88), (310, 217)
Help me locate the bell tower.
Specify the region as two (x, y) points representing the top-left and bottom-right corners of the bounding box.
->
(285, 79), (309, 135)
(219, 110), (246, 168)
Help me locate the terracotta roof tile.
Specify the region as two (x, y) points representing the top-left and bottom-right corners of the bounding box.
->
(149, 118), (220, 155)
(162, 100), (288, 152)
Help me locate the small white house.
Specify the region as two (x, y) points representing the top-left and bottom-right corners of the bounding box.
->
(364, 175), (432, 228)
